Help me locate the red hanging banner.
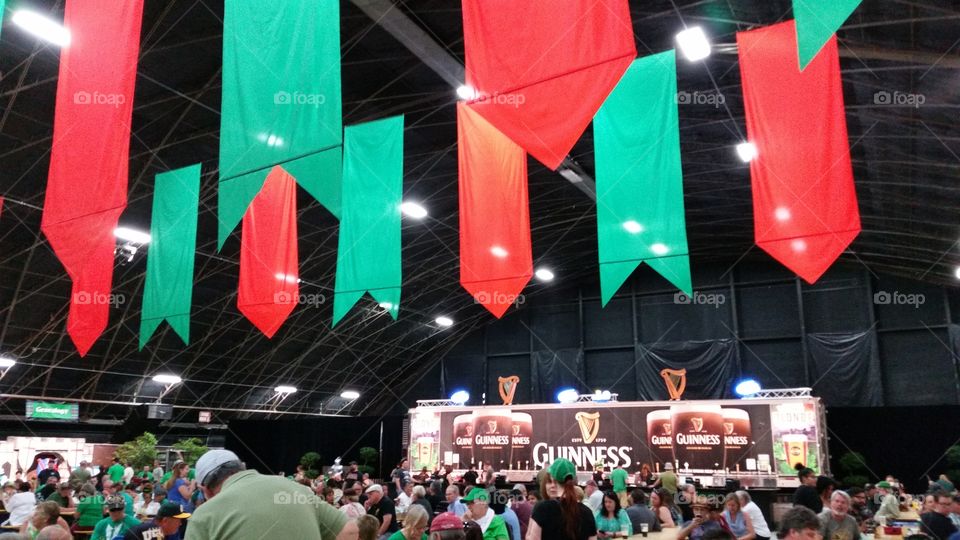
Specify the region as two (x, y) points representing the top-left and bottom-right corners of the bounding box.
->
(738, 21), (860, 284)
(458, 104), (532, 318)
(237, 166), (299, 338)
(461, 0), (636, 170)
(41, 0), (144, 356)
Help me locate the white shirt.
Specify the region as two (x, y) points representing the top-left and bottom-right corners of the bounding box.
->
(5, 491), (37, 526)
(123, 466), (135, 485)
(397, 492), (412, 513)
(744, 501), (771, 537)
(136, 500), (160, 517)
(587, 490), (604, 513)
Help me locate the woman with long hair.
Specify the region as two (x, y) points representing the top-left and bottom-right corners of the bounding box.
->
(637, 463), (655, 486)
(722, 492), (755, 540)
(527, 458), (597, 540)
(164, 462), (194, 510)
(388, 504), (429, 540)
(651, 488), (677, 528)
(595, 491), (632, 538)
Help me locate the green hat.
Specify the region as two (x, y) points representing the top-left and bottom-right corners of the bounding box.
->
(876, 481), (892, 489)
(549, 458), (577, 483)
(462, 487), (489, 503)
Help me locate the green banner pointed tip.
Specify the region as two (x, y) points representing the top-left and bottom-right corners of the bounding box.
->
(217, 169), (268, 251)
(331, 290), (365, 328)
(645, 255), (693, 297)
(370, 288), (401, 321)
(140, 164), (201, 348)
(283, 147), (343, 220)
(600, 260), (640, 307)
(794, 0), (862, 70)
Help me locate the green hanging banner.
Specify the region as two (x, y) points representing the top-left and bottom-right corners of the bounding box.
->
(0, 1), (6, 39)
(332, 115), (404, 326)
(594, 51), (692, 306)
(218, 0), (342, 249)
(794, 0), (862, 70)
(139, 164), (201, 349)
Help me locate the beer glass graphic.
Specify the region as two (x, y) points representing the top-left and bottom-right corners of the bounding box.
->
(510, 412), (533, 468)
(472, 408), (513, 469)
(646, 410), (673, 467)
(782, 434), (808, 469)
(670, 403), (724, 471)
(721, 408), (752, 470)
(453, 414), (474, 467)
(416, 437), (434, 469)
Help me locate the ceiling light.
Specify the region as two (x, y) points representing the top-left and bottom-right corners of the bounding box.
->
(556, 388), (579, 404)
(593, 389), (612, 403)
(378, 302), (394, 310)
(456, 85), (477, 101)
(736, 142), (758, 163)
(0, 357), (16, 369)
(400, 201), (428, 219)
(735, 379), (762, 397)
(435, 316), (454, 328)
(651, 243), (670, 255)
(490, 245), (509, 258)
(955, 267), (960, 280)
(623, 220), (643, 234)
(274, 385), (297, 394)
(152, 374), (181, 385)
(450, 389), (470, 405)
(676, 26), (711, 61)
(774, 207), (792, 222)
(12, 10), (71, 47)
(534, 268), (555, 282)
(114, 227), (151, 244)
(340, 390), (360, 400)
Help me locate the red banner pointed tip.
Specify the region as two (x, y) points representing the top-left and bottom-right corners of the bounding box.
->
(758, 229), (860, 284)
(462, 274), (532, 319)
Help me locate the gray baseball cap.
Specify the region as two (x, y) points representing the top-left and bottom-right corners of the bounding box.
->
(195, 449), (240, 486)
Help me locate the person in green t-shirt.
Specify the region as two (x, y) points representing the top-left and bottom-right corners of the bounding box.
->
(462, 487), (509, 540)
(654, 462), (678, 496)
(107, 458), (125, 484)
(388, 504), (429, 540)
(76, 484), (107, 528)
(610, 466), (629, 507)
(91, 496), (140, 540)
(45, 483), (74, 508)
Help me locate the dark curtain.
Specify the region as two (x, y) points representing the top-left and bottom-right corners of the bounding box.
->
(808, 330), (882, 406)
(531, 349), (584, 402)
(442, 354), (485, 402)
(635, 340), (737, 400)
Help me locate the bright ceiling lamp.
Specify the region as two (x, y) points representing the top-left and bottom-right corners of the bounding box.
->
(955, 267), (960, 280)
(534, 268), (555, 282)
(736, 142), (758, 163)
(556, 388), (578, 404)
(734, 379), (762, 397)
(114, 227), (151, 244)
(435, 316), (453, 328)
(456, 85), (477, 101)
(0, 357), (16, 369)
(676, 26), (711, 61)
(152, 374), (182, 385)
(12, 10), (71, 47)
(340, 390), (360, 400)
(450, 389), (470, 405)
(593, 389), (612, 403)
(400, 201), (428, 219)
(274, 385), (297, 395)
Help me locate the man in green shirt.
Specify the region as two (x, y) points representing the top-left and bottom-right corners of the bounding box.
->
(70, 461), (91, 490)
(108, 458), (125, 484)
(654, 462), (678, 496)
(184, 449), (356, 540)
(610, 466), (629, 508)
(874, 481), (900, 521)
(46, 483), (74, 508)
(92, 496), (141, 540)
(462, 487), (509, 540)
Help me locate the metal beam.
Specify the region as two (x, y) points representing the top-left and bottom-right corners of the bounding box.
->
(714, 43), (960, 68)
(349, 0), (598, 201)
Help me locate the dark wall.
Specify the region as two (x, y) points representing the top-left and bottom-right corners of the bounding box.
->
(429, 261), (960, 409)
(225, 415), (404, 478)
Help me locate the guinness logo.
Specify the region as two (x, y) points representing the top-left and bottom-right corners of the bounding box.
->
(662, 423), (672, 436)
(691, 417), (704, 432)
(465, 425), (474, 436)
(498, 375), (520, 405)
(660, 368), (687, 400)
(512, 425), (520, 436)
(575, 411), (601, 444)
(723, 422), (734, 435)
(487, 420), (498, 433)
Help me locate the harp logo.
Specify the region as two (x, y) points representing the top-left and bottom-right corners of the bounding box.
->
(691, 417), (704, 433)
(498, 375), (520, 405)
(575, 412), (601, 444)
(487, 421), (498, 433)
(512, 425), (521, 436)
(660, 368), (687, 400)
(724, 422), (734, 435)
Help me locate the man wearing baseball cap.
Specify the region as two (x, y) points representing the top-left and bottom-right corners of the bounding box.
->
(874, 481), (901, 520)
(462, 487), (509, 540)
(123, 500), (190, 539)
(91, 495), (141, 540)
(364, 484), (398, 538)
(429, 512), (465, 540)
(183, 449), (357, 540)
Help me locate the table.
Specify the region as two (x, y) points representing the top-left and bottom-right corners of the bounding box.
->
(628, 531), (676, 540)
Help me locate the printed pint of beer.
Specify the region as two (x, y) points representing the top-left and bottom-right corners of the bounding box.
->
(511, 412), (533, 468)
(416, 437), (434, 469)
(452, 414), (474, 467)
(472, 409), (513, 469)
(782, 434), (808, 469)
(721, 408), (752, 470)
(670, 403), (725, 472)
(645, 410), (673, 468)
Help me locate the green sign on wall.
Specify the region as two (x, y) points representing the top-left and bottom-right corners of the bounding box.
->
(26, 401), (78, 422)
